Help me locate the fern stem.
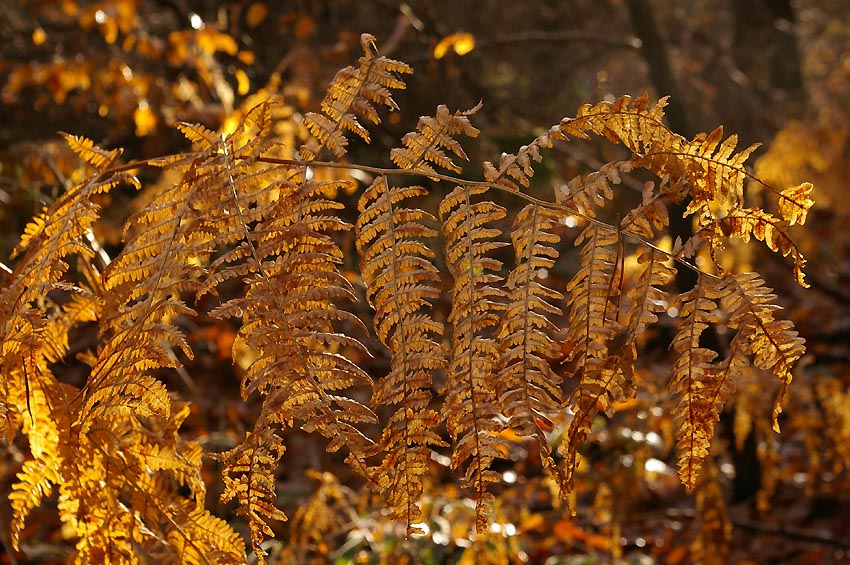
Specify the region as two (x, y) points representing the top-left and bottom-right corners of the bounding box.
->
(74, 153), (717, 281)
(256, 156), (714, 280)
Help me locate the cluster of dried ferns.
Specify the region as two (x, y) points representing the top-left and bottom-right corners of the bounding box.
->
(0, 34), (811, 563)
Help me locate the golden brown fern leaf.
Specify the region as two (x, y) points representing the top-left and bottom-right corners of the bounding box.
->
(356, 103), (483, 532)
(391, 103), (481, 176)
(0, 135), (136, 552)
(559, 94), (670, 155)
(557, 94), (746, 213)
(9, 377), (73, 549)
(356, 176), (446, 533)
(496, 204), (564, 476)
(300, 33), (411, 160)
(622, 247), (677, 340)
(439, 183), (510, 532)
(60, 403), (245, 563)
(213, 427), (286, 561)
(560, 224), (628, 494)
(86, 128), (220, 431)
(557, 161), (631, 218)
(715, 208), (808, 287)
(669, 275), (729, 488)
(483, 125), (564, 191)
(557, 95), (755, 217)
(0, 134), (132, 440)
(642, 126), (759, 211)
(80, 104), (291, 559)
(620, 178), (671, 239)
(719, 272), (806, 429)
(189, 102), (378, 558)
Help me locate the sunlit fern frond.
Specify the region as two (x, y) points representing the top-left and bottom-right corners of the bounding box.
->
(496, 204), (564, 476)
(440, 183), (509, 532)
(560, 224), (628, 495)
(300, 33), (411, 160)
(669, 275), (728, 488)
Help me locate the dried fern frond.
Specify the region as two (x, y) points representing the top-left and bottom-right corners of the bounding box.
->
(716, 208), (808, 287)
(483, 124), (564, 191)
(559, 94), (670, 154)
(557, 161), (631, 218)
(622, 247), (677, 339)
(300, 33), (411, 160)
(1, 134), (132, 440)
(719, 272), (806, 429)
(0, 135), (141, 554)
(644, 127), (759, 211)
(440, 183), (509, 532)
(214, 427), (287, 559)
(496, 204), (565, 476)
(60, 403), (245, 563)
(192, 101), (380, 558)
(355, 103), (485, 532)
(669, 275), (729, 488)
(391, 103), (481, 177)
(777, 182), (814, 226)
(357, 176), (446, 533)
(560, 223), (628, 495)
(620, 179), (671, 238)
(9, 377), (71, 548)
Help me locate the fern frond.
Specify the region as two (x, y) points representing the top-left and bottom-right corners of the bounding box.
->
(58, 401), (244, 563)
(669, 275), (729, 488)
(557, 161), (631, 218)
(355, 104), (487, 531)
(300, 33), (411, 160)
(2, 134), (131, 434)
(391, 103), (481, 177)
(559, 94), (669, 154)
(555, 95), (762, 225)
(207, 173), (376, 436)
(560, 224), (628, 494)
(620, 179), (671, 238)
(483, 125), (564, 190)
(9, 376), (70, 548)
(89, 100), (286, 429)
(356, 175), (446, 533)
(650, 127), (758, 210)
(183, 102), (378, 553)
(497, 204), (564, 475)
(440, 184), (509, 532)
(214, 427), (286, 563)
(777, 181), (814, 226)
(624, 247), (676, 334)
(0, 135), (136, 552)
(717, 208), (808, 287)
(163, 503), (247, 564)
(719, 272), (806, 430)
(61, 132), (125, 171)
(563, 224), (623, 370)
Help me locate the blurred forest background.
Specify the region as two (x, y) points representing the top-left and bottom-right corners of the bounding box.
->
(2, 0), (850, 563)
